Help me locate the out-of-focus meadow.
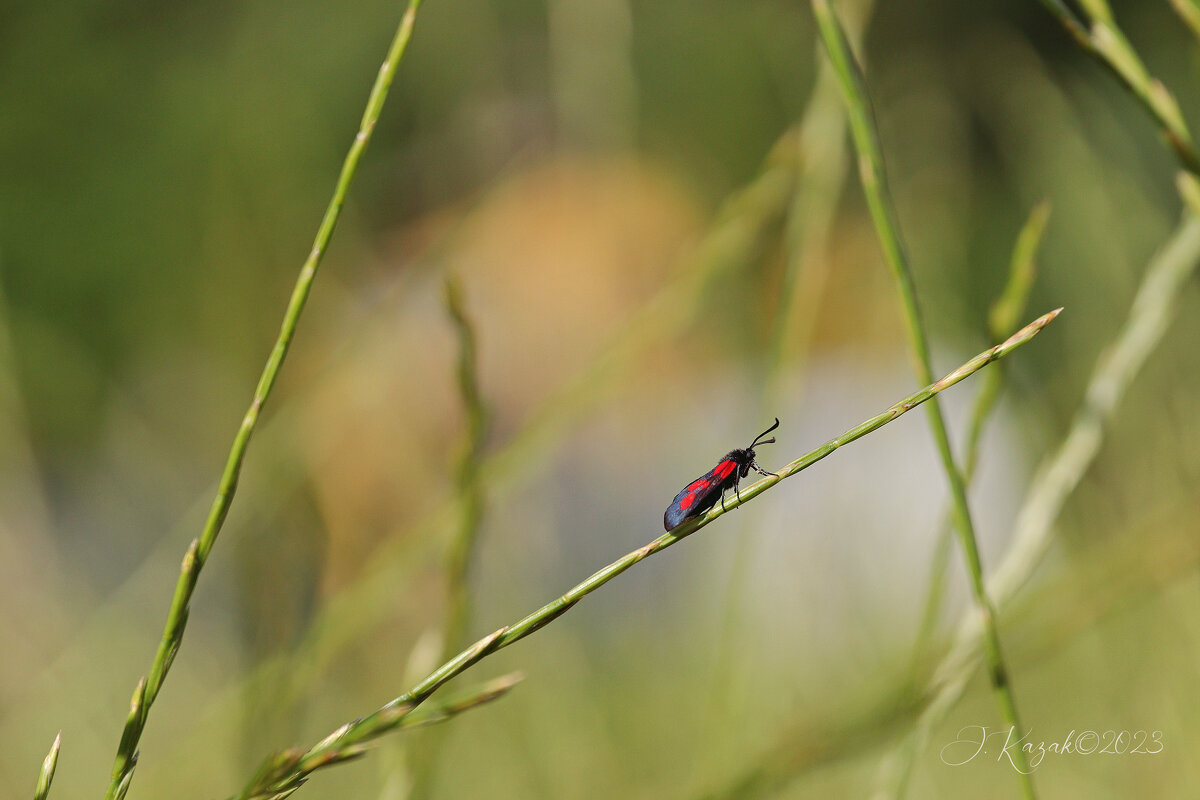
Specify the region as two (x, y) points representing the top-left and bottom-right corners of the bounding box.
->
(3, 0), (1200, 797)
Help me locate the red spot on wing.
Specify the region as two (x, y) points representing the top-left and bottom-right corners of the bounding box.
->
(712, 459), (737, 481)
(679, 492), (696, 510)
(687, 478), (710, 491)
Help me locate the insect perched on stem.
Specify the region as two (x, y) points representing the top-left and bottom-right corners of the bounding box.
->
(663, 418), (780, 530)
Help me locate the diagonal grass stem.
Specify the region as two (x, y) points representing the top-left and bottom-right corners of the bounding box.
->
(1037, 0), (1200, 174)
(101, 3), (425, 798)
(235, 673), (523, 800)
(245, 309), (1057, 798)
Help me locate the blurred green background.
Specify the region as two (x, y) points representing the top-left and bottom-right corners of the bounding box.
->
(3, 0), (1199, 797)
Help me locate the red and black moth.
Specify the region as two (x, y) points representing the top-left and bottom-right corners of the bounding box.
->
(663, 418), (780, 530)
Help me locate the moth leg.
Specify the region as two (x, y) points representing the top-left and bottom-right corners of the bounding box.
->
(751, 463), (777, 478)
(720, 490), (728, 513)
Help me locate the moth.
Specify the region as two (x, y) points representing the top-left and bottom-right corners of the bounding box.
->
(663, 418), (779, 530)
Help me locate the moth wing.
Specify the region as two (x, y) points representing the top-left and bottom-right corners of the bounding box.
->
(664, 462), (727, 530)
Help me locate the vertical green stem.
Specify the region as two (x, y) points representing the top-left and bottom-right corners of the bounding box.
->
(811, 0), (1037, 793)
(403, 273), (491, 798)
(439, 273), (490, 664)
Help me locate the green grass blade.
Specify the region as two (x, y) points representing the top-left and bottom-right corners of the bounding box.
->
(235, 673), (523, 800)
(1037, 0), (1200, 174)
(402, 273), (492, 797)
(33, 732), (61, 800)
(101, 3), (425, 797)
(1169, 0), (1200, 41)
(439, 272), (490, 663)
(812, 0), (1038, 790)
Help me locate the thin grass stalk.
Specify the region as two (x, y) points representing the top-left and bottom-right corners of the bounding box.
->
(244, 310), (1056, 799)
(401, 274), (491, 798)
(1037, 0), (1200, 174)
(438, 273), (490, 664)
(38, 154), (540, 707)
(1168, 0), (1200, 41)
(766, 0), (875, 392)
(33, 732), (62, 800)
(905, 201), (1050, 684)
(101, 3), (425, 797)
(236, 673), (523, 800)
(120, 130), (803, 776)
(875, 198), (1200, 799)
(1178, 170), (1200, 219)
(812, 0), (1037, 790)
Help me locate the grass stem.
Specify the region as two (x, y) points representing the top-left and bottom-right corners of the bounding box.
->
(101, 3), (424, 797)
(1037, 0), (1200, 174)
(401, 273), (491, 798)
(812, 0), (1038, 791)
(235, 673), (522, 800)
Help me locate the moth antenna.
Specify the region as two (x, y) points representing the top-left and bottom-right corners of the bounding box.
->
(749, 417), (780, 449)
